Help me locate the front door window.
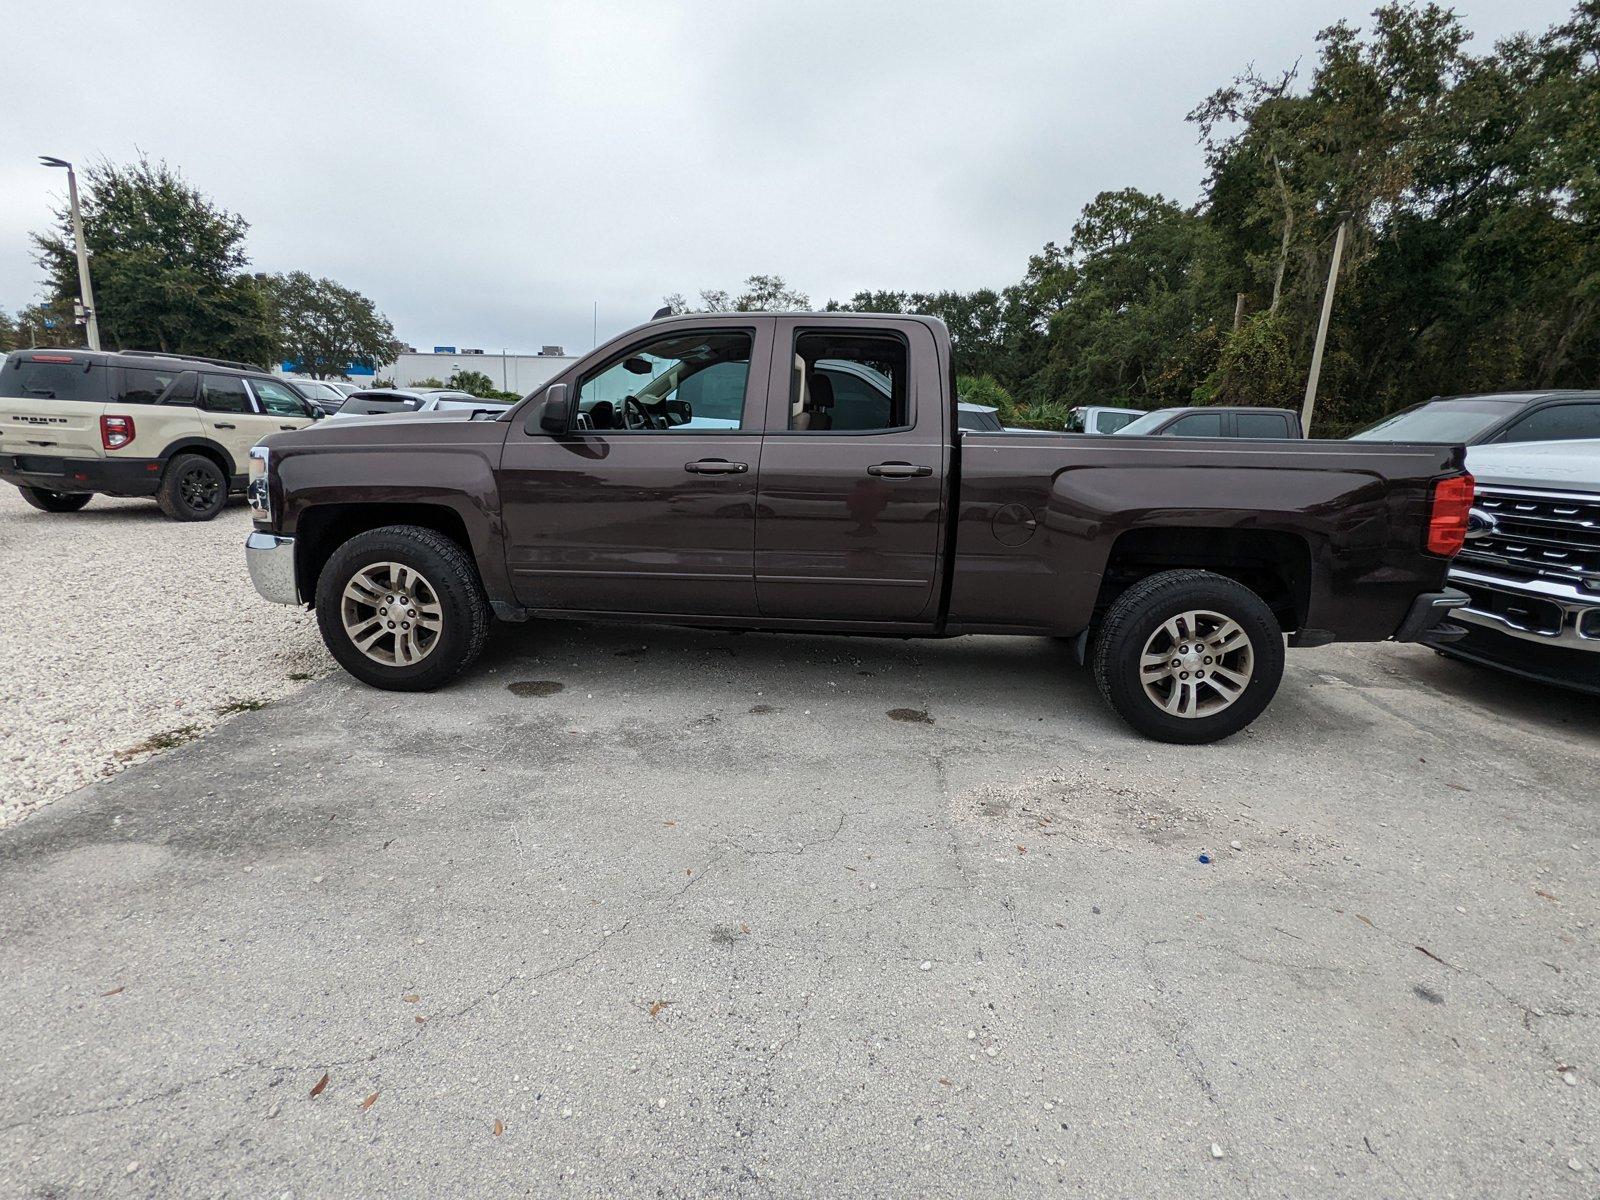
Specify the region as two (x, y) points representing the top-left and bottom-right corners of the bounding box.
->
(576, 331), (753, 431)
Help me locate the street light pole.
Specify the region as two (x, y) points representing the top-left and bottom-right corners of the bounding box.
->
(39, 156), (101, 351)
(1300, 218), (1348, 436)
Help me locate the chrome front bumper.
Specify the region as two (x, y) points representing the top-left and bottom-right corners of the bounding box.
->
(245, 531), (299, 605)
(1449, 566), (1600, 653)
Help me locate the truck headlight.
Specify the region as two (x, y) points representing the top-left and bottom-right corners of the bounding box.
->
(247, 445), (272, 523)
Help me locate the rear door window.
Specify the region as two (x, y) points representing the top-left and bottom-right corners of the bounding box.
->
(199, 374), (254, 414)
(1236, 412), (1291, 438)
(118, 366), (181, 405)
(0, 357), (108, 402)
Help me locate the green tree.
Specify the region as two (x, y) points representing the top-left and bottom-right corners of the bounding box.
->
(31, 156), (276, 363)
(0, 309), (16, 352)
(664, 274), (810, 313)
(265, 271), (402, 379)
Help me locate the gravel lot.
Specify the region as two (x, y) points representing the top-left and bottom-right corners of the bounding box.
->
(0, 485), (327, 824)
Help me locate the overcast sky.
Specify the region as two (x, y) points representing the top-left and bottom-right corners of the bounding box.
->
(1, 0), (1576, 354)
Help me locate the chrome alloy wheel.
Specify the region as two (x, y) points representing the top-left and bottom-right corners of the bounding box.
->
(1138, 609), (1254, 719)
(340, 562), (444, 666)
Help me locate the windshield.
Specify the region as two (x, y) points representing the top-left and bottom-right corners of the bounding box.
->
(1350, 398), (1520, 443)
(294, 381), (342, 401)
(1113, 410), (1184, 436)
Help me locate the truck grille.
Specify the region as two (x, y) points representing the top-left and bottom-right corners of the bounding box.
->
(1460, 486), (1600, 587)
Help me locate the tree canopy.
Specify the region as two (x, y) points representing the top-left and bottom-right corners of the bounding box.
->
(266, 271), (402, 379)
(833, 2), (1600, 434)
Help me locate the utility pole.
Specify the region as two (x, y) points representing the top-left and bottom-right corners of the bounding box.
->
(1301, 218), (1348, 436)
(39, 157), (100, 351)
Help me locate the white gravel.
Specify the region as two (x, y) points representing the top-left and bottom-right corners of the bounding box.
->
(0, 486), (328, 825)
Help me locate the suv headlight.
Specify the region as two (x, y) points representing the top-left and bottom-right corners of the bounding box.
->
(247, 445), (272, 523)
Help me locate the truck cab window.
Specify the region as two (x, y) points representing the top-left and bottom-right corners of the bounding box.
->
(789, 333), (909, 432)
(575, 331), (753, 432)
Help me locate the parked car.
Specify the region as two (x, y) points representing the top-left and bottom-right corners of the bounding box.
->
(1352, 390), (1600, 445)
(327, 389), (510, 419)
(1066, 405), (1146, 435)
(1423, 438), (1600, 695)
(245, 312), (1471, 744)
(288, 379), (354, 417)
(957, 402), (1004, 432)
(1113, 407), (1304, 439)
(1, 348), (320, 520)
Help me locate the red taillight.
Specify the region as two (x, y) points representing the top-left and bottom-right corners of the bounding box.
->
(28, 353), (75, 363)
(1426, 473), (1474, 556)
(100, 414), (136, 450)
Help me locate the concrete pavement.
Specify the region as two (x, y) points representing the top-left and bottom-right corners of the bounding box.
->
(1, 621), (1595, 1197)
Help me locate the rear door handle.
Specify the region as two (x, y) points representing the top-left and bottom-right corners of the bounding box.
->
(685, 459), (748, 475)
(867, 462), (932, 478)
(213, 422), (236, 429)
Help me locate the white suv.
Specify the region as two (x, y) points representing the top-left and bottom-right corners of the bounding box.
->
(0, 349), (318, 520)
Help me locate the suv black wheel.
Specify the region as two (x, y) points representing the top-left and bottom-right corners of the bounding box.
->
(18, 486), (92, 513)
(315, 525), (491, 692)
(1092, 569), (1285, 745)
(156, 454), (228, 521)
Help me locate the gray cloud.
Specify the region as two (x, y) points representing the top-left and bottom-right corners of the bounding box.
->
(2, 0), (1573, 354)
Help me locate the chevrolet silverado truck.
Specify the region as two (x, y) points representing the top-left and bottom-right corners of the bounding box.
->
(244, 312), (1473, 743)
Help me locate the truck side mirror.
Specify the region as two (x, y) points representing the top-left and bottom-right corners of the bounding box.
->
(529, 383), (572, 434)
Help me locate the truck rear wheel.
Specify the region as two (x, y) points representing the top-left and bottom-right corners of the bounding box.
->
(1092, 569), (1284, 744)
(18, 486), (92, 513)
(315, 525), (490, 692)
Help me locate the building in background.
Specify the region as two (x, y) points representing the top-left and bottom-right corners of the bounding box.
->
(278, 346), (577, 395)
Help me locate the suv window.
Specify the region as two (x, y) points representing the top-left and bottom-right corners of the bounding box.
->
(119, 366), (181, 405)
(1497, 402), (1600, 443)
(200, 374), (254, 414)
(0, 356), (108, 402)
(790, 335), (908, 432)
(1236, 412), (1291, 438)
(1164, 412), (1224, 437)
(252, 378), (310, 417)
(576, 331), (753, 431)
(1096, 411), (1139, 434)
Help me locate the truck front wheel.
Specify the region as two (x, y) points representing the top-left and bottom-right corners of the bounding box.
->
(315, 525), (491, 691)
(1092, 569), (1285, 744)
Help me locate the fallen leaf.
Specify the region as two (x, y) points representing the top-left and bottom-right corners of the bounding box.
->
(938, 1078), (952, 1087)
(402, 994), (420, 1003)
(1414, 945), (1454, 968)
(1445, 783), (1470, 792)
(360, 1091), (378, 1110)
(663, 820), (677, 827)
(1535, 889), (1559, 903)
(649, 1000), (673, 1019)
(101, 986), (125, 997)
(310, 1072), (329, 1098)
(1354, 913), (1376, 929)
(493, 1118), (504, 1137)
(685, 868), (692, 876)
(1016, 845), (1027, 854)
(414, 1015), (427, 1025)
(740, 922), (751, 935)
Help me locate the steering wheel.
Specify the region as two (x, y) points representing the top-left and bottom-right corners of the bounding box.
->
(622, 395), (655, 430)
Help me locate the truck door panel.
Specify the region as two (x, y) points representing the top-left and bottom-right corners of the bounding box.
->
(497, 322), (771, 616)
(753, 319), (948, 622)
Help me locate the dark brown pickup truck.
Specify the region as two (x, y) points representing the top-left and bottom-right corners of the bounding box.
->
(245, 312), (1473, 743)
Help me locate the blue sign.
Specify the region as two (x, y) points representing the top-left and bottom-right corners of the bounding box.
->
(433, 345), (456, 354)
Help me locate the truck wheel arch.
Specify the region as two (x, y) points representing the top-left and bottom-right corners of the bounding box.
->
(294, 503), (481, 610)
(1094, 526), (1316, 634)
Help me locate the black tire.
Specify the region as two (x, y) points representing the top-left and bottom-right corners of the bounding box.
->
(18, 486), (92, 513)
(156, 453), (228, 521)
(1092, 569), (1285, 745)
(315, 524), (491, 692)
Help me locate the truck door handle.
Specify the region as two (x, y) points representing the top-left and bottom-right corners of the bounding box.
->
(685, 459), (748, 475)
(213, 422), (236, 429)
(867, 462), (932, 478)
